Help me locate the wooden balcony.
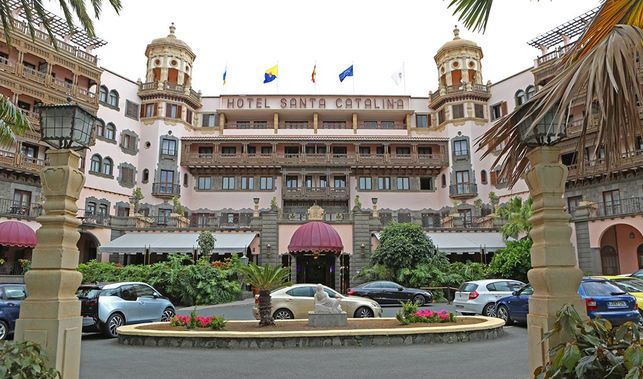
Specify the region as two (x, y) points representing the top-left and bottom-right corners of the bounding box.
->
(282, 186), (349, 201)
(567, 149), (643, 181)
(0, 149), (47, 175)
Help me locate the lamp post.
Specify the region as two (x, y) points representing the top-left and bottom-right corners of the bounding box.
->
(15, 103), (96, 379)
(518, 109), (586, 374)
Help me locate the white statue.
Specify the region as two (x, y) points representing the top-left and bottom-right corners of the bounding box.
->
(314, 284), (343, 314)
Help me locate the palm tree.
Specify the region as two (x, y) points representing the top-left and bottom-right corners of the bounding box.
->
(238, 264), (290, 327)
(0, 0), (122, 145)
(448, 0), (643, 186)
(496, 197), (533, 241)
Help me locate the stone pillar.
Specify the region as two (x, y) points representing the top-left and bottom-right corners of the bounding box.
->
(15, 150), (85, 379)
(218, 113), (225, 134)
(273, 112), (279, 134)
(313, 112), (318, 134)
(406, 113), (411, 135)
(525, 146), (586, 375)
(352, 113), (357, 134)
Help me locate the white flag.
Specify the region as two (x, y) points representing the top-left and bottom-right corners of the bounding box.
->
(391, 68), (403, 86)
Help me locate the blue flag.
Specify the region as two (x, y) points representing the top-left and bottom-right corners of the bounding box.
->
(339, 65), (353, 82)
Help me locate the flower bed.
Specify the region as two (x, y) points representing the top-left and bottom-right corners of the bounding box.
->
(169, 309), (226, 330)
(396, 301), (457, 325)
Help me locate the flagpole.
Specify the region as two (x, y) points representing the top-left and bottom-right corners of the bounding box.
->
(351, 61), (355, 95)
(402, 61), (407, 95)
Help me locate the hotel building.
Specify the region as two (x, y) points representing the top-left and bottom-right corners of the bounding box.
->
(0, 6), (640, 291)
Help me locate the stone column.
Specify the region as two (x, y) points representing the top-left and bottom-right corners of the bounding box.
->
(352, 113), (357, 134)
(525, 146), (586, 375)
(15, 150), (85, 379)
(313, 112), (318, 134)
(218, 113), (225, 134)
(273, 112), (279, 134)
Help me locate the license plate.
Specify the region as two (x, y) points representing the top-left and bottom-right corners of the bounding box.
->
(608, 301), (627, 308)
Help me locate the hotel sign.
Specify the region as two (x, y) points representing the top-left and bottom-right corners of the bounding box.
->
(221, 96), (407, 110)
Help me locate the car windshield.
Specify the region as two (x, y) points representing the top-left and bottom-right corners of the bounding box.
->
(612, 279), (643, 293)
(76, 288), (101, 299)
(582, 281), (627, 296)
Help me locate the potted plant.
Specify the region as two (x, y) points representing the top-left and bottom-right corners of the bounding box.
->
(170, 196), (189, 228)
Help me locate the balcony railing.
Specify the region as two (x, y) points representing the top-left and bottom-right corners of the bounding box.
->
(567, 149), (643, 180)
(151, 183), (181, 197)
(449, 183), (478, 197)
(281, 211), (351, 223)
(138, 81), (201, 105)
(430, 83), (490, 102)
(283, 186), (349, 201)
(536, 43), (576, 66)
(0, 198), (42, 219)
(77, 210), (110, 226)
(0, 149), (47, 173)
(182, 151), (449, 168)
(595, 198), (642, 219)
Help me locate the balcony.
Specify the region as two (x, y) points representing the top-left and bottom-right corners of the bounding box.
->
(532, 43), (575, 84)
(574, 198), (643, 220)
(151, 183), (181, 198)
(567, 149), (643, 181)
(138, 81), (202, 108)
(0, 149), (47, 175)
(449, 183), (478, 198)
(429, 83), (491, 107)
(77, 210), (110, 227)
(0, 198), (42, 219)
(282, 186), (349, 201)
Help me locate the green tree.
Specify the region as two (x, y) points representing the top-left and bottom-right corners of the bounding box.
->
(497, 197), (533, 240)
(488, 239), (532, 283)
(371, 223), (438, 276)
(197, 231), (216, 258)
(238, 264), (290, 327)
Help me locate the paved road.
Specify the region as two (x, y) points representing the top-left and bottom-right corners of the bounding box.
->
(80, 301), (528, 379)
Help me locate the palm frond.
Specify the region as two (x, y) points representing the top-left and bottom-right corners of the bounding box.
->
(477, 25), (643, 187)
(239, 264), (290, 291)
(447, 0), (494, 33)
(0, 95), (31, 146)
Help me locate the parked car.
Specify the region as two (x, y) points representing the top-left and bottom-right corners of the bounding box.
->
(346, 281), (433, 306)
(453, 279), (526, 316)
(253, 284), (382, 320)
(630, 270), (643, 280)
(0, 284), (26, 340)
(77, 282), (175, 338)
(595, 276), (643, 311)
(496, 278), (640, 326)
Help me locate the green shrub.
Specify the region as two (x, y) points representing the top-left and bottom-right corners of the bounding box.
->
(396, 301), (456, 325)
(77, 260), (119, 283)
(0, 341), (60, 379)
(371, 223), (439, 276)
(488, 239), (532, 283)
(209, 316), (227, 331)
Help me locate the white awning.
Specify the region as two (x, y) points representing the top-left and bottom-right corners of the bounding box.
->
(99, 232), (257, 255)
(372, 231), (506, 254)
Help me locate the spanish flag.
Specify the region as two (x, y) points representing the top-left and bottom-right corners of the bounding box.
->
(311, 64), (316, 84)
(264, 65), (278, 83)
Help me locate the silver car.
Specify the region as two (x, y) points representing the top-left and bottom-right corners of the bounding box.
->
(77, 282), (175, 337)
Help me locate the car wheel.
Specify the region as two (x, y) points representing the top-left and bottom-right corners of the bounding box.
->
(354, 306), (375, 318)
(482, 303), (496, 317)
(104, 312), (125, 338)
(0, 320), (8, 340)
(161, 307), (175, 322)
(412, 295), (426, 306)
(496, 305), (512, 325)
(273, 308), (294, 320)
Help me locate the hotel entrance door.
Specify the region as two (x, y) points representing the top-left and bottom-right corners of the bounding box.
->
(296, 253), (335, 289)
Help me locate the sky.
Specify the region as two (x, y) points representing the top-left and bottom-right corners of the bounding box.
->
(73, 0), (600, 97)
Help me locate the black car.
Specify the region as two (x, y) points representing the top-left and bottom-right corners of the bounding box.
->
(347, 281), (433, 306)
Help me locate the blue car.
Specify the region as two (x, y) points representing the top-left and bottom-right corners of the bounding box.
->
(496, 278), (640, 325)
(0, 284), (27, 340)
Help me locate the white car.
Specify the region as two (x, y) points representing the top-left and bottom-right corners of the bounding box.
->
(453, 279), (525, 317)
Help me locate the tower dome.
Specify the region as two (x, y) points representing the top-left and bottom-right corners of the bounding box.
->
(436, 25), (480, 54)
(433, 25), (485, 90)
(145, 23), (195, 60)
(143, 23), (196, 88)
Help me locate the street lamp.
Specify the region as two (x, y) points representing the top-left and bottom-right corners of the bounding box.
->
(518, 106), (585, 373)
(15, 102), (96, 379)
(240, 251), (249, 266)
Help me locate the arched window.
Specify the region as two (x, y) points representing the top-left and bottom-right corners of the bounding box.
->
(95, 119), (105, 137)
(105, 123), (116, 140)
(102, 157), (113, 176)
(99, 86), (108, 103)
(142, 169), (149, 183)
(480, 170), (488, 184)
(515, 90), (527, 106)
(108, 90), (119, 108)
(90, 154), (101, 173)
(600, 246), (619, 275)
(525, 85), (536, 100)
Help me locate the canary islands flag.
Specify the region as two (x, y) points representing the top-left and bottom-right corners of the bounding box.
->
(222, 66), (227, 85)
(264, 65), (278, 83)
(339, 65), (353, 82)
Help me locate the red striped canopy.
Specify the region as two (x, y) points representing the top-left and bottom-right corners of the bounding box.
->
(0, 221), (37, 248)
(288, 221), (343, 254)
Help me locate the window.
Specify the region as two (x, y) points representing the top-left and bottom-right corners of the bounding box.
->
(95, 119), (105, 138)
(99, 86), (108, 103)
(144, 103), (155, 118)
(98, 204), (108, 216)
(395, 147), (411, 156)
(198, 146), (213, 156)
(319, 175), (327, 188)
(142, 169), (149, 183)
(202, 113), (217, 127)
(125, 100), (139, 120)
(603, 190), (621, 216)
(567, 195), (582, 215)
(197, 176), (212, 190)
(422, 213), (439, 227)
(333, 176), (346, 188)
(166, 104), (179, 119)
(358, 146), (371, 155)
(21, 143), (38, 158)
(455, 171), (471, 194)
(561, 152), (576, 166)
(515, 90), (527, 106)
(120, 166), (135, 186)
(186, 109), (193, 124)
(420, 177), (433, 190)
(158, 208), (172, 225)
(107, 90), (119, 108)
(418, 146), (433, 155)
(221, 146), (237, 155)
(398, 213), (412, 223)
(305, 175), (313, 188)
(376, 146), (386, 155)
(490, 102), (507, 121)
(261, 146), (272, 155)
(378, 177), (391, 190)
(480, 170), (487, 184)
(525, 85), (536, 100)
(159, 170), (174, 193)
(286, 287), (314, 297)
(322, 121), (346, 129)
(121, 134), (136, 151)
(416, 114), (428, 128)
(86, 202), (96, 215)
(359, 177), (372, 190)
(474, 103), (484, 118)
(396, 177), (410, 190)
(12, 190), (31, 212)
(453, 140), (469, 157)
(105, 123), (115, 140)
(161, 139), (177, 156)
(363, 121), (377, 129)
(284, 121), (309, 129)
(260, 177), (273, 190)
(438, 109), (445, 124)
(381, 121), (395, 129)
(102, 157), (113, 176)
(452, 104), (464, 119)
(286, 176), (299, 189)
(637, 136), (643, 151)
(332, 146), (347, 157)
(459, 209), (473, 227)
(222, 176), (235, 190)
(90, 154), (101, 172)
(241, 176), (254, 190)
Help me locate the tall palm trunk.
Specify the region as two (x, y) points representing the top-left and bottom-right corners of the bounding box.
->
(258, 290), (274, 326)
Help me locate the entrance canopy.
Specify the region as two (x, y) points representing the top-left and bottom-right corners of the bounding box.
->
(288, 221), (343, 254)
(372, 231), (505, 254)
(0, 221), (37, 248)
(99, 232), (257, 255)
